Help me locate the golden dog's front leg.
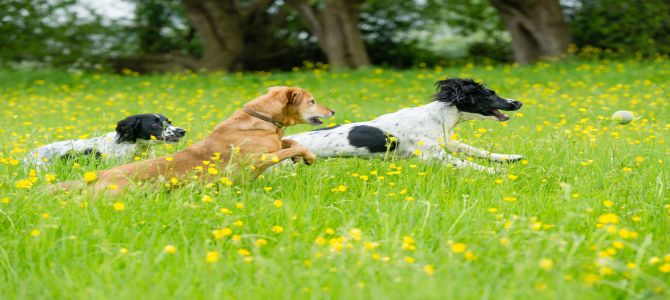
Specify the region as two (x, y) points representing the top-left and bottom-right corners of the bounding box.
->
(281, 139), (313, 164)
(252, 146), (316, 176)
(281, 139), (300, 149)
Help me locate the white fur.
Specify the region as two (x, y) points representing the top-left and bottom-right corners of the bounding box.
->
(23, 132), (149, 167)
(286, 101), (523, 173)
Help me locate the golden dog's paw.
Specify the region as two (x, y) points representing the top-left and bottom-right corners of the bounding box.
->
(302, 152), (317, 166)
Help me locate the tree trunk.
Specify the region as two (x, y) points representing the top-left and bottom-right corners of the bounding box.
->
(289, 0), (371, 69)
(490, 0), (570, 64)
(180, 0), (245, 70)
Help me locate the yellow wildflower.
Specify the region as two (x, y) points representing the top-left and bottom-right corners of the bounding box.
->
(206, 251), (219, 263)
(598, 213), (619, 224)
(212, 228), (232, 239)
(164, 245), (177, 254)
(539, 258), (554, 270)
(450, 243), (467, 253)
(113, 202), (125, 211)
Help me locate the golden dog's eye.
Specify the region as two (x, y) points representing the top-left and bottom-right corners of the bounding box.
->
(309, 100), (315, 104)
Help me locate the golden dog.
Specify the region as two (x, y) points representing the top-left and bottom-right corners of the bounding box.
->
(58, 86), (334, 195)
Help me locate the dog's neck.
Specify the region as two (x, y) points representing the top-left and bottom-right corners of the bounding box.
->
(243, 100), (296, 128)
(430, 101), (490, 127)
(423, 102), (462, 128)
(243, 108), (285, 128)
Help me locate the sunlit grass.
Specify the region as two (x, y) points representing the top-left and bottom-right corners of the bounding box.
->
(1, 59), (669, 299)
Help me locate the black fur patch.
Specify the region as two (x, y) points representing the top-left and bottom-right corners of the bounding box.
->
(347, 125), (398, 153)
(312, 125), (341, 131)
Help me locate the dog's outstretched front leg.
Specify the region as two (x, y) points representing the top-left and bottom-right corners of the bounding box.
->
(413, 144), (497, 174)
(253, 146), (317, 175)
(444, 140), (523, 163)
(281, 139), (307, 164)
(442, 155), (497, 174)
(281, 139), (300, 149)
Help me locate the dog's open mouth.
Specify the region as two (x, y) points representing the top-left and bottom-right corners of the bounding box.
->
(491, 109), (510, 122)
(308, 117), (324, 125)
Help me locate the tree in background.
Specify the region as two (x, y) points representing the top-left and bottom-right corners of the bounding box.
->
(4, 0), (670, 71)
(0, 0), (129, 68)
(565, 0), (670, 57)
(135, 0), (196, 55)
(425, 0), (511, 63)
(164, 0), (294, 71)
(288, 0), (370, 69)
(489, 0), (570, 64)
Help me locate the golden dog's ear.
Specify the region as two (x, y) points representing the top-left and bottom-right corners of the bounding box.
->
(285, 88), (303, 106)
(267, 86), (303, 105)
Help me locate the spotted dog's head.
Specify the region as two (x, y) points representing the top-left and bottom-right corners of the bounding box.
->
(434, 78), (522, 122)
(115, 114), (186, 143)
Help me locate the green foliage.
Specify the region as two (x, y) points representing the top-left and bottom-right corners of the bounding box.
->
(418, 0), (513, 63)
(0, 0), (131, 68)
(566, 0), (670, 56)
(133, 0), (200, 56)
(359, 0), (438, 67)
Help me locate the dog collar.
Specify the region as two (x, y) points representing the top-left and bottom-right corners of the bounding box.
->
(243, 108), (285, 129)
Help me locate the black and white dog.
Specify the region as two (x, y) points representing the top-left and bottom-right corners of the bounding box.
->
(24, 114), (186, 167)
(286, 78), (523, 173)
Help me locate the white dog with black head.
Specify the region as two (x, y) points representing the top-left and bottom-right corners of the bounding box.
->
(24, 114), (186, 167)
(286, 78), (524, 173)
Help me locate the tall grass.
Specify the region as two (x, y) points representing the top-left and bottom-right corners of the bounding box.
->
(1, 59), (669, 299)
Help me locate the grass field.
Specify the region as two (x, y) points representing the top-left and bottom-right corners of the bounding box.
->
(1, 59), (669, 299)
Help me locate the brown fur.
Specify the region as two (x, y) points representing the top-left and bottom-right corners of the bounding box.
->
(57, 86), (334, 196)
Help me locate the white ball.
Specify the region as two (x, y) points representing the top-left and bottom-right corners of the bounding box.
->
(612, 110), (634, 125)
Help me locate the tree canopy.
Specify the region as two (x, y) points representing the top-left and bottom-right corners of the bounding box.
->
(1, 0), (668, 71)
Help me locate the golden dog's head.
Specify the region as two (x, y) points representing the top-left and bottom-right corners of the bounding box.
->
(247, 86), (335, 126)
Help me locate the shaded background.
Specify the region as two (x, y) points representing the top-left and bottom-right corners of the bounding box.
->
(1, 0), (669, 72)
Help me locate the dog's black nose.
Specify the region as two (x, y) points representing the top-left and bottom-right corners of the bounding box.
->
(511, 101), (523, 109)
(330, 110), (336, 116)
(175, 128), (186, 136)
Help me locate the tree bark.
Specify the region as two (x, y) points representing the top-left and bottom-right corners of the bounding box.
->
(180, 0), (244, 70)
(490, 0), (570, 64)
(125, 0), (281, 72)
(288, 0), (371, 69)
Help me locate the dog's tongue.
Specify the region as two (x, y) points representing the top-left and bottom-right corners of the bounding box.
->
(492, 110), (510, 121)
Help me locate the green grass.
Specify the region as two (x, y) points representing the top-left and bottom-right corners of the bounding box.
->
(1, 59), (669, 299)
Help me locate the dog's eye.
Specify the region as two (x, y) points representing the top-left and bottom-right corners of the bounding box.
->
(309, 100), (316, 104)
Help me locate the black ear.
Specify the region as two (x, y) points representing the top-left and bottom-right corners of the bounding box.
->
(434, 78), (480, 105)
(115, 116), (141, 143)
(434, 79), (466, 104)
